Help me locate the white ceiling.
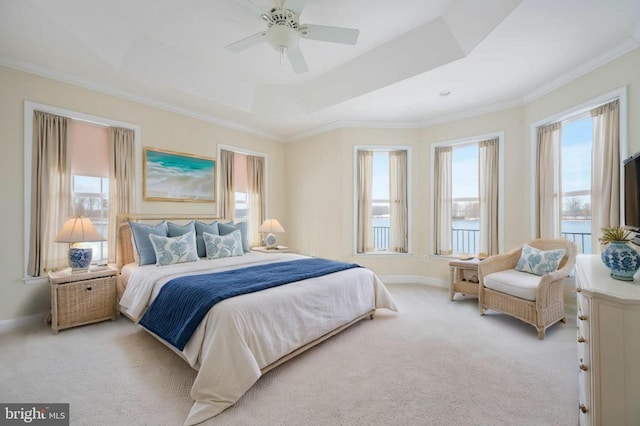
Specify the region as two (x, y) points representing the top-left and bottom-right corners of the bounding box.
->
(1, 0), (639, 140)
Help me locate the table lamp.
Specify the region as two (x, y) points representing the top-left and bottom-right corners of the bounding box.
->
(258, 219), (285, 249)
(54, 216), (106, 271)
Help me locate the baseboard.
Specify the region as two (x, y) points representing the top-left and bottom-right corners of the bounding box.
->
(380, 275), (448, 289)
(0, 311), (49, 334)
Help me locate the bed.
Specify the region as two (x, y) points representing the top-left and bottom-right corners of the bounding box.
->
(116, 216), (397, 425)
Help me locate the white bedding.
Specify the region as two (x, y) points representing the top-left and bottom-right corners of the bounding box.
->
(119, 252), (397, 425)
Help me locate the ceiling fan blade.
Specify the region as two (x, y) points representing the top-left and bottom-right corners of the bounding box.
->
(287, 47), (308, 74)
(241, 0), (267, 16)
(224, 31), (267, 53)
(299, 24), (359, 45)
(282, 0), (308, 15)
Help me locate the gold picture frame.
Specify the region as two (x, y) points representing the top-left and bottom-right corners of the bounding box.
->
(143, 147), (216, 202)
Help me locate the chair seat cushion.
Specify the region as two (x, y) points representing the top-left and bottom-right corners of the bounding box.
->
(484, 269), (541, 301)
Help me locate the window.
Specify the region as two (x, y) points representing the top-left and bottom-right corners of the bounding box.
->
(452, 144), (479, 254)
(70, 120), (110, 263)
(72, 175), (109, 261)
(218, 147), (266, 248)
(535, 94), (623, 255)
(24, 102), (139, 280)
(560, 116), (593, 253)
(372, 152), (390, 250)
(433, 134), (502, 257)
(355, 147), (410, 254)
(233, 152), (249, 220)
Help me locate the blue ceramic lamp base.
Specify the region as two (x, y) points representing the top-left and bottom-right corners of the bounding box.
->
(264, 233), (277, 249)
(69, 247), (92, 271)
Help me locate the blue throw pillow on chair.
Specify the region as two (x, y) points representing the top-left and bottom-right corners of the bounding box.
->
(514, 244), (566, 276)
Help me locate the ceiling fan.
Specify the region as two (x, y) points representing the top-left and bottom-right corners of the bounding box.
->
(225, 0), (360, 74)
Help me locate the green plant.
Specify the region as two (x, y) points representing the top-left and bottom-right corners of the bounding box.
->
(599, 226), (633, 244)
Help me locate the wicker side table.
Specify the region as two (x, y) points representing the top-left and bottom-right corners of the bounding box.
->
(449, 258), (481, 301)
(49, 267), (118, 334)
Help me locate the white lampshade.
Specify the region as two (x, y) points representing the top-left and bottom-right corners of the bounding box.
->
(54, 216), (105, 243)
(258, 219), (285, 234)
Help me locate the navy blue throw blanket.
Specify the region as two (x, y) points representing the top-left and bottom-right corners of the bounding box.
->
(140, 258), (361, 350)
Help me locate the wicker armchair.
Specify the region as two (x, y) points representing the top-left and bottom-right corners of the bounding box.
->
(478, 239), (577, 339)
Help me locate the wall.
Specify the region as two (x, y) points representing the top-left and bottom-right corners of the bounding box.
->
(285, 109), (523, 283)
(3, 45), (640, 323)
(0, 65), (285, 322)
(285, 46), (640, 284)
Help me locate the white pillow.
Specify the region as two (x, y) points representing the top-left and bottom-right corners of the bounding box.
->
(203, 230), (244, 259)
(148, 231), (198, 266)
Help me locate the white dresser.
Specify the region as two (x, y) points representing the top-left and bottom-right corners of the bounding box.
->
(575, 254), (640, 425)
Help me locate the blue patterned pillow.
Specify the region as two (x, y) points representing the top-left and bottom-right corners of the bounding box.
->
(514, 244), (566, 276)
(129, 221), (168, 266)
(203, 230), (243, 259)
(148, 231), (198, 266)
(195, 221), (219, 257)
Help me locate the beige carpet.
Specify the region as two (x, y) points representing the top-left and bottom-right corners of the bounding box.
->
(0, 284), (578, 425)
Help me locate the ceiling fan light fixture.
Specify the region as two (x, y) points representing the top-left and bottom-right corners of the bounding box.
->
(265, 24), (299, 53)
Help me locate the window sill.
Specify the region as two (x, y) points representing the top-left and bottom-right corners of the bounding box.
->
(23, 276), (48, 286)
(353, 252), (412, 258)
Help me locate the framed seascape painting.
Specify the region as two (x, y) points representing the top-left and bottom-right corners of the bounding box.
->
(143, 147), (216, 202)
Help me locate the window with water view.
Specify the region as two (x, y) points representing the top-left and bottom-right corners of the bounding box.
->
(72, 175), (109, 262)
(372, 151), (390, 250)
(451, 144), (480, 254)
(560, 116), (592, 254)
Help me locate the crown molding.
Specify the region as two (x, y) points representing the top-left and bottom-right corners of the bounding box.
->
(282, 120), (422, 142)
(0, 55), (282, 142)
(418, 98), (524, 128)
(522, 37), (640, 104)
(3, 33), (639, 144)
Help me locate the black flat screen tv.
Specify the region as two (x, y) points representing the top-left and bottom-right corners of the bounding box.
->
(624, 153), (640, 231)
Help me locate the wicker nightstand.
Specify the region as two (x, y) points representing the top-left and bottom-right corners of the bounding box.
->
(449, 258), (481, 301)
(48, 267), (118, 333)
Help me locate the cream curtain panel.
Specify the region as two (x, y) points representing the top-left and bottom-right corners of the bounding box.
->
(247, 155), (265, 247)
(389, 150), (408, 253)
(218, 149), (235, 220)
(434, 146), (452, 255)
(591, 99), (620, 253)
(356, 150), (374, 253)
(108, 127), (135, 264)
(28, 111), (72, 276)
(479, 138), (499, 256)
(536, 122), (562, 239)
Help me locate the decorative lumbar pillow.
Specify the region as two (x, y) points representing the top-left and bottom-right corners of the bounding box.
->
(219, 222), (250, 253)
(195, 221), (219, 257)
(129, 221), (168, 266)
(514, 244), (566, 276)
(148, 231), (198, 266)
(203, 230), (244, 259)
(167, 221), (195, 237)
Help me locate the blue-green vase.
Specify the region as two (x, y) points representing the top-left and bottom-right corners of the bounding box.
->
(601, 242), (640, 281)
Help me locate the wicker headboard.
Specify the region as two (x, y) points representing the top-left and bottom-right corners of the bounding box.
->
(116, 214), (222, 271)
